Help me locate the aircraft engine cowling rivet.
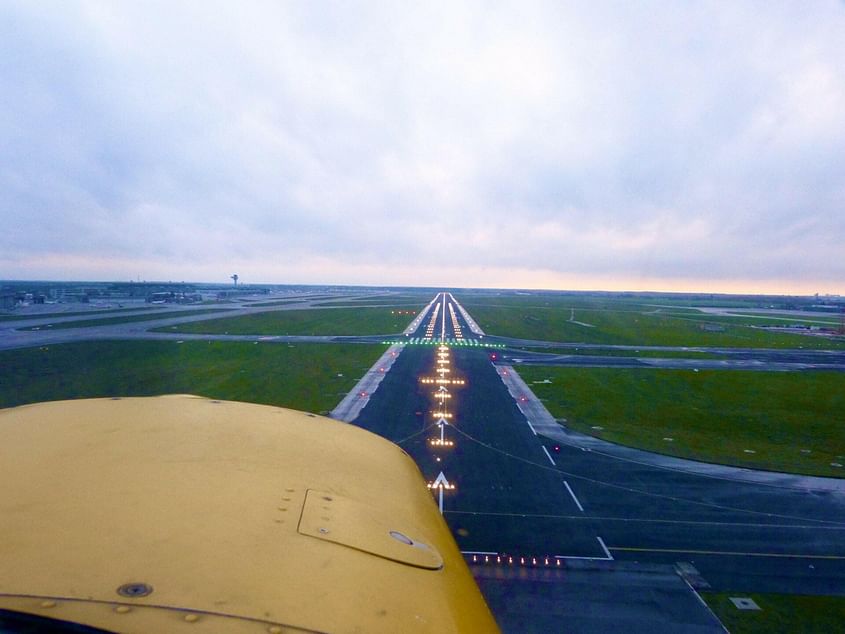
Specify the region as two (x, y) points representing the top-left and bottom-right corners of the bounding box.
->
(117, 583), (153, 598)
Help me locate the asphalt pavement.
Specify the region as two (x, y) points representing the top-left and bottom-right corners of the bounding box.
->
(4, 291), (844, 631)
(346, 292), (845, 632)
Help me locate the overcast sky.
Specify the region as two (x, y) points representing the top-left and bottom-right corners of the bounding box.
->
(2, 1), (844, 294)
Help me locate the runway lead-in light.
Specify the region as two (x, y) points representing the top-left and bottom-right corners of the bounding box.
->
(430, 417), (454, 447)
(465, 552), (563, 568)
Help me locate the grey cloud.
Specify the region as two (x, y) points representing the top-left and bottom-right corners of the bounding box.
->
(2, 1), (844, 290)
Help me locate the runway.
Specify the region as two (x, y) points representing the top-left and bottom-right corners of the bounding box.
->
(347, 292), (845, 632)
(4, 290), (843, 630)
(499, 348), (845, 372)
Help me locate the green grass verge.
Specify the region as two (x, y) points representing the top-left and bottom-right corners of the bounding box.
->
(700, 592), (845, 633)
(17, 308), (233, 331)
(248, 299), (309, 307)
(0, 341), (385, 415)
(719, 312), (841, 326)
(320, 294), (432, 305)
(313, 301), (424, 308)
(669, 312), (842, 328)
(457, 293), (825, 311)
(518, 347), (725, 359)
(518, 366), (845, 477)
(158, 306), (421, 336)
(469, 305), (844, 349)
(0, 306), (162, 322)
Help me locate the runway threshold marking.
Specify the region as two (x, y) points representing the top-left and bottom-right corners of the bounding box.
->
(564, 480), (584, 512)
(541, 445), (556, 465)
(610, 546), (845, 560)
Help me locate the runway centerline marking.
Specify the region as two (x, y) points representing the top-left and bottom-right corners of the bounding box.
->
(564, 480), (584, 512)
(525, 420), (537, 436)
(541, 445), (556, 466)
(610, 546), (845, 560)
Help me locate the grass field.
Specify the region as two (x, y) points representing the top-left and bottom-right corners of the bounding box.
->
(17, 308), (233, 331)
(0, 340), (384, 414)
(0, 306), (162, 322)
(701, 592), (845, 633)
(458, 293), (831, 311)
(246, 299), (308, 307)
(519, 347), (725, 359)
(518, 366), (845, 477)
(317, 294), (432, 306)
(469, 305), (844, 349)
(458, 294), (761, 311)
(726, 312), (840, 326)
(671, 312), (842, 328)
(314, 301), (424, 308)
(159, 306), (422, 336)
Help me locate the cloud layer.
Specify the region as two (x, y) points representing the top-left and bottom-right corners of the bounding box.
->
(3, 1), (844, 292)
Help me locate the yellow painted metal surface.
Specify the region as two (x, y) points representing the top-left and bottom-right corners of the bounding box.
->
(0, 396), (498, 633)
(298, 490), (444, 570)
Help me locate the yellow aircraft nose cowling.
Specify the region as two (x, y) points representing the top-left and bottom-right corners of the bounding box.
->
(0, 395), (499, 633)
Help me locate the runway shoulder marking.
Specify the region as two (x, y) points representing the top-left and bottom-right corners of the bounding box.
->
(610, 546), (845, 560)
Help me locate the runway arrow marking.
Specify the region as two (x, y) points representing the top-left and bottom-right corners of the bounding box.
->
(433, 471), (450, 488)
(431, 471), (452, 513)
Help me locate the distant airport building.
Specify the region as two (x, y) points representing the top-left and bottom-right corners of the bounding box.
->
(146, 291), (203, 304)
(0, 293), (17, 311)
